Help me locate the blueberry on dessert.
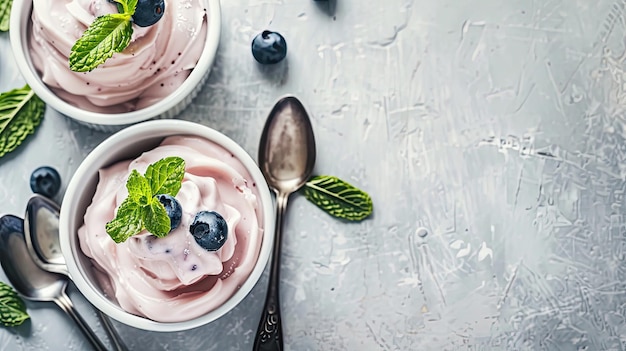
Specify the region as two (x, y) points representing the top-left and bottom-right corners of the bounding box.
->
(133, 0), (165, 27)
(30, 166), (61, 198)
(251, 30), (288, 64)
(156, 194), (182, 231)
(189, 211), (228, 251)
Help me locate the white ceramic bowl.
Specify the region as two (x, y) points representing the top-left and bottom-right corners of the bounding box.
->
(9, 0), (221, 132)
(58, 120), (275, 332)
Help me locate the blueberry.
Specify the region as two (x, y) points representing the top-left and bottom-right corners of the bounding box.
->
(132, 0), (165, 27)
(189, 211), (228, 251)
(251, 30), (287, 64)
(0, 215), (23, 238)
(30, 166), (61, 198)
(156, 194), (182, 231)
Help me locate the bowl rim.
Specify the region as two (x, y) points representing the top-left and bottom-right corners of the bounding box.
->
(58, 120), (275, 332)
(9, 0), (221, 126)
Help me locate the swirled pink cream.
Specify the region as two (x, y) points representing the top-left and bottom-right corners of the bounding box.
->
(78, 136), (264, 322)
(29, 0), (208, 113)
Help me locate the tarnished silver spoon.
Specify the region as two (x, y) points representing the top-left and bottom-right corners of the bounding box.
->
(24, 194), (128, 351)
(253, 96), (316, 351)
(0, 214), (108, 351)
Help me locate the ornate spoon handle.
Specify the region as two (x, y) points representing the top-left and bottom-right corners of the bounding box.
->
(253, 192), (288, 351)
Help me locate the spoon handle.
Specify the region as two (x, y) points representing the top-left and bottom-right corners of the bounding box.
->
(253, 192), (288, 351)
(97, 309), (129, 351)
(54, 292), (108, 351)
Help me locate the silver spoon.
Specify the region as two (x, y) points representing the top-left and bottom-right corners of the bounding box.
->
(24, 194), (128, 351)
(24, 194), (67, 275)
(253, 96), (316, 351)
(0, 214), (108, 351)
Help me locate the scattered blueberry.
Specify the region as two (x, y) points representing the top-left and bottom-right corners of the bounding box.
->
(132, 0), (165, 27)
(189, 211), (228, 251)
(251, 30), (287, 64)
(0, 215), (23, 238)
(156, 194), (182, 231)
(30, 166), (61, 198)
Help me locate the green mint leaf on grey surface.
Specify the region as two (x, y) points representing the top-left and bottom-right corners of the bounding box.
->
(145, 156), (185, 197)
(0, 281), (29, 327)
(106, 157), (185, 242)
(303, 175), (373, 221)
(0, 85), (45, 159)
(0, 0), (12, 31)
(69, 0), (138, 72)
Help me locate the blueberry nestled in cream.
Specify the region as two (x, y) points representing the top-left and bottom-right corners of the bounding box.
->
(156, 194), (182, 231)
(133, 0), (165, 27)
(190, 211), (228, 251)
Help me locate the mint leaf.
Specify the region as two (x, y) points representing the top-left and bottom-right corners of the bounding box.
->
(125, 0), (138, 15)
(0, 85), (45, 159)
(0, 281), (29, 327)
(106, 157), (186, 242)
(69, 13), (132, 72)
(0, 0), (12, 32)
(105, 197), (144, 243)
(143, 200), (170, 237)
(144, 156), (185, 197)
(126, 169), (152, 203)
(303, 175), (373, 221)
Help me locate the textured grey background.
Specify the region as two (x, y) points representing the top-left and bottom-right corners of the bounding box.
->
(2, 0), (626, 349)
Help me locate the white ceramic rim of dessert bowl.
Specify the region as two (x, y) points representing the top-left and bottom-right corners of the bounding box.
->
(9, 0), (221, 129)
(58, 120), (276, 332)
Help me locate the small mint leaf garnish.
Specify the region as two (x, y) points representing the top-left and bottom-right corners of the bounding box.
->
(69, 14), (132, 72)
(0, 0), (12, 32)
(125, 0), (138, 15)
(0, 85), (45, 159)
(0, 281), (29, 327)
(145, 156), (186, 197)
(303, 175), (373, 221)
(69, 0), (138, 72)
(105, 197), (143, 243)
(105, 156), (185, 242)
(143, 200), (170, 237)
(126, 169), (151, 203)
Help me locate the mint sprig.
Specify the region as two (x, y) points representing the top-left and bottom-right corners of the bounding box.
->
(0, 281), (29, 327)
(0, 85), (45, 159)
(106, 156), (185, 243)
(303, 175), (373, 221)
(69, 0), (137, 72)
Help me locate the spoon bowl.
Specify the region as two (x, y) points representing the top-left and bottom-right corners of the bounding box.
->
(24, 194), (67, 275)
(0, 215), (108, 351)
(0, 215), (67, 301)
(258, 96), (317, 194)
(23, 194), (128, 351)
(253, 96), (316, 351)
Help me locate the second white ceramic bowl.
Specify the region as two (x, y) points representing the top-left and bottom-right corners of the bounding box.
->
(58, 120), (275, 332)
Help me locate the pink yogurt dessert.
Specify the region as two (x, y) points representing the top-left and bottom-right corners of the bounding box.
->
(78, 136), (265, 322)
(29, 0), (208, 113)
